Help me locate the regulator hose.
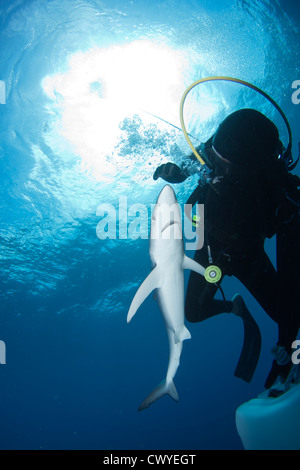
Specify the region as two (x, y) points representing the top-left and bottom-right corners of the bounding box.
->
(179, 76), (293, 168)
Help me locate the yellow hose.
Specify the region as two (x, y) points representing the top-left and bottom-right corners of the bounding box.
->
(179, 76), (292, 166)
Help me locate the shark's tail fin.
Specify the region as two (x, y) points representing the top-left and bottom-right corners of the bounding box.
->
(138, 379), (179, 412)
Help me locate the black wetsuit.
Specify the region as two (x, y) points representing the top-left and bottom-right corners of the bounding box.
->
(153, 105), (300, 385)
(185, 161), (300, 360)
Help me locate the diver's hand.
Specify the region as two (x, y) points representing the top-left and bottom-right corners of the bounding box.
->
(265, 360), (292, 389)
(153, 162), (188, 183)
(264, 344), (293, 389)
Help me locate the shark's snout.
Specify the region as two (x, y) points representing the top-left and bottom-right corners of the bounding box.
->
(157, 184), (177, 206)
(152, 185), (182, 238)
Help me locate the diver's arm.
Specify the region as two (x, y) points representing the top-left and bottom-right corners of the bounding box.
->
(153, 148), (203, 184)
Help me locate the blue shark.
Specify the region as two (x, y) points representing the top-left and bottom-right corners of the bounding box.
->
(127, 185), (205, 411)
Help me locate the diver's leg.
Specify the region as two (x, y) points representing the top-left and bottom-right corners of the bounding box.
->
(234, 249), (281, 325)
(238, 245), (299, 351)
(233, 249), (294, 387)
(185, 247), (262, 382)
(276, 210), (300, 352)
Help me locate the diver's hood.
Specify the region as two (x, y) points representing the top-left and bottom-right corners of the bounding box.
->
(211, 108), (281, 169)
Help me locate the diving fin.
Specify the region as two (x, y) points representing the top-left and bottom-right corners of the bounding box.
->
(232, 295), (262, 383)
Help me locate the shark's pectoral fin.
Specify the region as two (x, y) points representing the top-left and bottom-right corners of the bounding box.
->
(183, 255), (205, 276)
(127, 267), (160, 323)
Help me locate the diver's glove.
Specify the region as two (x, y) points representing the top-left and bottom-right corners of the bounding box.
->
(153, 162), (188, 184)
(264, 344), (293, 390)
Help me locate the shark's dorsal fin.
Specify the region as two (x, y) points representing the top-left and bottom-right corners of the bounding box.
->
(174, 325), (192, 344)
(127, 267), (160, 323)
(183, 255), (205, 276)
(174, 325), (191, 344)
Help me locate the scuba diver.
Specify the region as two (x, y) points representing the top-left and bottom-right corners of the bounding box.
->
(153, 107), (300, 392)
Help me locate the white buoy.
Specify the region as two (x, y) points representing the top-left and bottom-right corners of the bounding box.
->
(236, 383), (300, 450)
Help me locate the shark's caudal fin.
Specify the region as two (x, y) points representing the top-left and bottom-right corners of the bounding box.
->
(127, 267), (160, 323)
(138, 379), (179, 412)
(183, 255), (206, 276)
(174, 325), (191, 344)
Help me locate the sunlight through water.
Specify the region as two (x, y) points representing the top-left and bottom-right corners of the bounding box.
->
(42, 40), (189, 183)
(0, 0), (300, 452)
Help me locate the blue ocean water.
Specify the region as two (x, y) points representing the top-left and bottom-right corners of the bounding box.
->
(0, 0), (299, 450)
